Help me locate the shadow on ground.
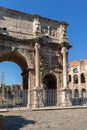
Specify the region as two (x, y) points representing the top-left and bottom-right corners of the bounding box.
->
(5, 115), (36, 130)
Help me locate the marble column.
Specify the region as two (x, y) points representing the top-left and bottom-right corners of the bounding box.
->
(27, 71), (31, 108)
(32, 43), (41, 109)
(61, 46), (68, 89)
(35, 43), (40, 88)
(32, 43), (44, 109)
(61, 46), (69, 106)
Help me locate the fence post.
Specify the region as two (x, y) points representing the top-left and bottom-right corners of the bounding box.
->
(0, 115), (5, 130)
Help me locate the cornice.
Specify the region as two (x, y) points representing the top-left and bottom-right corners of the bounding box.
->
(0, 6), (68, 26)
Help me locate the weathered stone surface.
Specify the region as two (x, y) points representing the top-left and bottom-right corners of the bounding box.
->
(0, 7), (71, 108)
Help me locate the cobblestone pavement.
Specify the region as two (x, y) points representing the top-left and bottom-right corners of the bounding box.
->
(1, 108), (87, 130)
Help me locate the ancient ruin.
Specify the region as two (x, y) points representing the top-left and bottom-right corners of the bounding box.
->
(68, 59), (87, 105)
(0, 7), (71, 109)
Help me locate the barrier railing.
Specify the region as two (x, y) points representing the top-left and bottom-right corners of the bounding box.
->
(30, 89), (87, 108)
(0, 89), (87, 109)
(0, 90), (27, 109)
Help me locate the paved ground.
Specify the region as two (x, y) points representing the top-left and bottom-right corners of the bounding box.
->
(1, 108), (87, 130)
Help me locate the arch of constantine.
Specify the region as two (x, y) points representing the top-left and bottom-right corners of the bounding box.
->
(0, 7), (71, 109)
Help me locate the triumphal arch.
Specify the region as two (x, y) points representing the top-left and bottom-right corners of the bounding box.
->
(0, 7), (71, 109)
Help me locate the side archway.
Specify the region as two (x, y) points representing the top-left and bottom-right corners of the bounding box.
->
(43, 74), (57, 106)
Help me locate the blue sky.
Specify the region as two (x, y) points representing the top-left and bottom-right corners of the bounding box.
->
(0, 0), (87, 85)
(0, 62), (22, 85)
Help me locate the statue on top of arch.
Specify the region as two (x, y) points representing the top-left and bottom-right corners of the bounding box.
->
(33, 18), (41, 36)
(58, 25), (68, 43)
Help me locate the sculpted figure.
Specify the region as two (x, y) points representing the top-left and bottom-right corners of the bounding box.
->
(33, 18), (41, 36)
(57, 25), (68, 43)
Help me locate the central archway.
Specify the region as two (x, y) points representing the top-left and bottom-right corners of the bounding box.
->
(0, 61), (22, 85)
(0, 52), (28, 71)
(0, 52), (28, 88)
(0, 52), (29, 106)
(43, 74), (57, 106)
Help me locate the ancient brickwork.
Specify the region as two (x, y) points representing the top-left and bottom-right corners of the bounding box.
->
(68, 59), (87, 93)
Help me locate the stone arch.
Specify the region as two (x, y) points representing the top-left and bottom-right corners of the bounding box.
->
(73, 74), (78, 84)
(81, 88), (86, 98)
(68, 74), (72, 82)
(73, 89), (80, 105)
(74, 89), (79, 98)
(43, 74), (57, 106)
(80, 73), (85, 83)
(81, 88), (86, 105)
(0, 52), (28, 89)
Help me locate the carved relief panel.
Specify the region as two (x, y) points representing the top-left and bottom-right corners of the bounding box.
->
(18, 47), (35, 69)
(41, 22), (59, 38)
(33, 19), (68, 43)
(40, 48), (62, 72)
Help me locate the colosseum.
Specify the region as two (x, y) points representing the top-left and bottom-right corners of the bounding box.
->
(68, 59), (87, 105)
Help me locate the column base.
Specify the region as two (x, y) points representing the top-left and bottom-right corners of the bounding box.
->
(31, 87), (44, 109)
(60, 88), (72, 107)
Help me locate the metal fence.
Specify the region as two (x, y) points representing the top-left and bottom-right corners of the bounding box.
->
(0, 90), (27, 109)
(69, 90), (87, 106)
(0, 89), (87, 109)
(30, 89), (87, 108)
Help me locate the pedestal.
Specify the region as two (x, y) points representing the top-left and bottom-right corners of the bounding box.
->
(60, 88), (72, 106)
(32, 88), (44, 109)
(26, 90), (31, 108)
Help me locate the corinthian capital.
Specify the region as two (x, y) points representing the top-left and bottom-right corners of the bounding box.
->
(61, 46), (68, 54)
(35, 43), (40, 49)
